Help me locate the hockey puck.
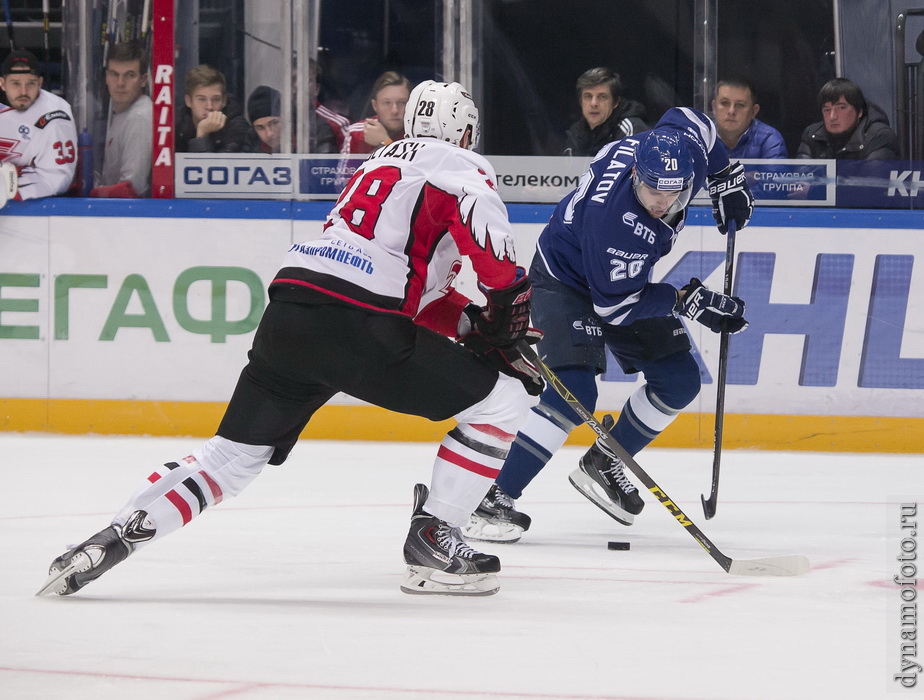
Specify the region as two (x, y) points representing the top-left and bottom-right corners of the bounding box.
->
(607, 541), (630, 550)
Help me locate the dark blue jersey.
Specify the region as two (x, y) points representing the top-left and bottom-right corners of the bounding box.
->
(535, 107), (730, 327)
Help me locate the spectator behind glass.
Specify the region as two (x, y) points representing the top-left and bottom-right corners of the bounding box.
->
(244, 85), (283, 153)
(563, 67), (648, 157)
(0, 49), (77, 206)
(306, 58), (349, 152)
(91, 41), (152, 198)
(711, 76), (787, 159)
(340, 71), (411, 156)
(175, 65), (249, 153)
(797, 78), (900, 159)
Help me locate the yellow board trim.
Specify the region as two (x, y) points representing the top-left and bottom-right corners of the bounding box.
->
(1, 398), (921, 453)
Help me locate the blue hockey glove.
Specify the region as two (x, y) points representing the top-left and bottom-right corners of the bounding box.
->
(707, 162), (754, 235)
(676, 278), (748, 334)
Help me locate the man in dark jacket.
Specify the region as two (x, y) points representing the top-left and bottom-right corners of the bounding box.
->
(797, 78), (899, 159)
(175, 65), (250, 153)
(563, 67), (648, 157)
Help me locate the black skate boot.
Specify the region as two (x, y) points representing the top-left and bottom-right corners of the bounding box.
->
(462, 484), (532, 544)
(36, 510), (154, 596)
(401, 483), (501, 596)
(569, 415), (645, 526)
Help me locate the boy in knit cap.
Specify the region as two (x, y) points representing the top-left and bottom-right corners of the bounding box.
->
(244, 85), (283, 153)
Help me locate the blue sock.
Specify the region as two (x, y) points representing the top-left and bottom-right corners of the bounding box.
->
(495, 426), (554, 499)
(496, 365), (598, 499)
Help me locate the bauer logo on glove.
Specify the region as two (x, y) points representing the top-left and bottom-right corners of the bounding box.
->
(707, 162), (754, 235)
(675, 278), (748, 334)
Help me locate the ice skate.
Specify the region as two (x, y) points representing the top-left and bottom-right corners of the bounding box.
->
(36, 510), (154, 596)
(401, 484), (500, 596)
(462, 484), (531, 544)
(569, 416), (645, 526)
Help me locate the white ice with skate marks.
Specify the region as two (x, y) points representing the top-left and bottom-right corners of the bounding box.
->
(0, 434), (915, 699)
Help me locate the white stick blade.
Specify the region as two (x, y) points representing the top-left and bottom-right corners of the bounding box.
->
(728, 555), (810, 577)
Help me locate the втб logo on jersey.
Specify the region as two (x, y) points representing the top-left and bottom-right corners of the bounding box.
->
(622, 211), (657, 245)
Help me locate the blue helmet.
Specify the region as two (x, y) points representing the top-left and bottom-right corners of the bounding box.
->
(634, 130), (694, 191)
(632, 130), (695, 217)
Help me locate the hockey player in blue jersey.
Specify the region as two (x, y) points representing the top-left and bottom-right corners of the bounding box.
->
(463, 107), (755, 543)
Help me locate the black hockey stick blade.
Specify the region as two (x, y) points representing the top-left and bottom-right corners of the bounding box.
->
(517, 342), (809, 577)
(702, 218), (738, 519)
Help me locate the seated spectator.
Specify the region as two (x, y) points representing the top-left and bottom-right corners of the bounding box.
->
(563, 67), (648, 157)
(797, 78), (900, 160)
(244, 84), (338, 154)
(0, 49), (77, 205)
(340, 71), (411, 156)
(175, 64), (249, 153)
(91, 41), (152, 197)
(308, 58), (349, 152)
(711, 76), (787, 158)
(243, 85), (284, 154)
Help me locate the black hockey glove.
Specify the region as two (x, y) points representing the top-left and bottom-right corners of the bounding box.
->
(676, 278), (748, 334)
(473, 267), (533, 346)
(707, 162), (754, 235)
(461, 306), (545, 396)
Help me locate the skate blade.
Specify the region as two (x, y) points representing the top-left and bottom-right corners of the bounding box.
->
(400, 566), (499, 596)
(461, 516), (523, 544)
(35, 552), (91, 597)
(569, 469), (634, 526)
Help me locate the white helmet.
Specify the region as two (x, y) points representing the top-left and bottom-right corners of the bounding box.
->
(404, 80), (480, 149)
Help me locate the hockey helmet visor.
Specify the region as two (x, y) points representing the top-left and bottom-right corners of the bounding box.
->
(632, 130), (694, 217)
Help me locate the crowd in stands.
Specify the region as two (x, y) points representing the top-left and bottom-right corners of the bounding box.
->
(0, 43), (904, 202)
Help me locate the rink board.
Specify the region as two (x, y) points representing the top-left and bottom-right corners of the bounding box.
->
(0, 199), (922, 452)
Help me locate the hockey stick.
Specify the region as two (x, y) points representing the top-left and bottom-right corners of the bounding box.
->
(702, 218), (737, 519)
(42, 0), (51, 77)
(517, 342), (809, 577)
(3, 0), (15, 50)
(140, 0), (151, 38)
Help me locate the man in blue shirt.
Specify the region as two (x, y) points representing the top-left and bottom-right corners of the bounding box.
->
(712, 77), (787, 159)
(463, 107), (755, 543)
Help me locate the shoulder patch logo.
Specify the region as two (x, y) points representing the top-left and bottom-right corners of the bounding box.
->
(35, 110), (71, 129)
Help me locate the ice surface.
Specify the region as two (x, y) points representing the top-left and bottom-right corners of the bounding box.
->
(0, 433), (918, 699)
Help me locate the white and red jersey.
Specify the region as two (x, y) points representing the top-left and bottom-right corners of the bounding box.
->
(339, 117), (404, 156)
(273, 137), (518, 333)
(0, 89), (77, 199)
(316, 100), (350, 151)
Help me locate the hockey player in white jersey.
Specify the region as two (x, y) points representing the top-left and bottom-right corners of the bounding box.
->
(465, 108), (754, 543)
(37, 81), (542, 598)
(0, 49), (77, 206)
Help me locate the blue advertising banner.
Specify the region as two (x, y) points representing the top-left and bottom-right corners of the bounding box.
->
(176, 154), (924, 211)
(835, 160), (924, 208)
(689, 159), (834, 206)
